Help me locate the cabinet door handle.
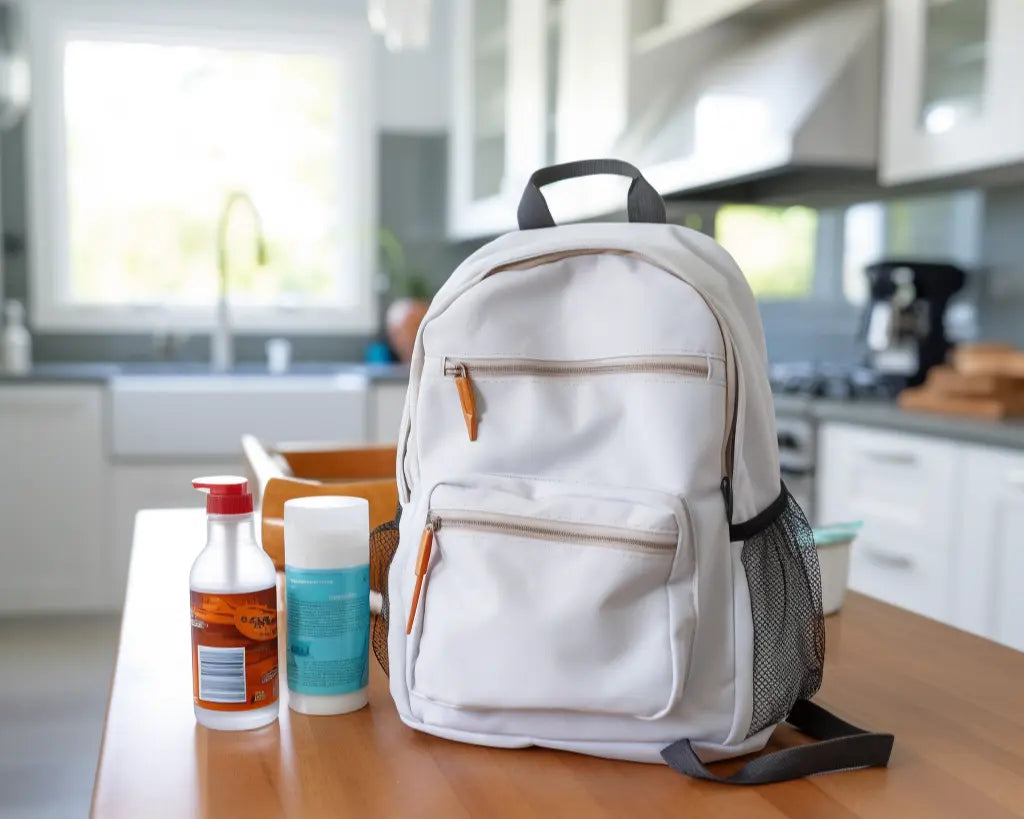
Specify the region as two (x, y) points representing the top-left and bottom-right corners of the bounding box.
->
(861, 546), (914, 570)
(1005, 469), (1024, 488)
(863, 450), (917, 465)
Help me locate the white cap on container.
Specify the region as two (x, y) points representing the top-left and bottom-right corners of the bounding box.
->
(283, 496), (369, 570)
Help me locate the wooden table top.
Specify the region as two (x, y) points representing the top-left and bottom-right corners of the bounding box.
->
(92, 509), (1024, 819)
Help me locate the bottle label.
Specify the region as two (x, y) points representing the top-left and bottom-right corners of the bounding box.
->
(191, 588), (279, 712)
(285, 564), (370, 696)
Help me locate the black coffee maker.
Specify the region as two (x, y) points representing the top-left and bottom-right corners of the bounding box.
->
(861, 260), (965, 388)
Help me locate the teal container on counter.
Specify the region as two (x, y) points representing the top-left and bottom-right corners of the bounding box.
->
(284, 496), (370, 715)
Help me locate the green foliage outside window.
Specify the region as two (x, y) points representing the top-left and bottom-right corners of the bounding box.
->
(715, 205), (817, 300)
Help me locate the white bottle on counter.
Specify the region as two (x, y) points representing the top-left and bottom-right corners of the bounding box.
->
(2, 300), (31, 375)
(190, 476), (280, 731)
(284, 496), (370, 715)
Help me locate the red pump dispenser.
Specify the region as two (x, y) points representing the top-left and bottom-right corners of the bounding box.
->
(192, 476), (253, 515)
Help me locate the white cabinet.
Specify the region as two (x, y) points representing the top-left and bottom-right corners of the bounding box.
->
(553, 0), (629, 162)
(818, 423), (961, 621)
(2, 376), (386, 612)
(818, 422), (1024, 651)
(448, 0), (633, 238)
(957, 446), (1024, 651)
(881, 0), (1024, 184)
(110, 461), (237, 606)
(368, 382), (408, 444)
(448, 0), (547, 238)
(0, 385), (109, 612)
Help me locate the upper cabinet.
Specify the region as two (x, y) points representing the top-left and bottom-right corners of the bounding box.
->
(451, 0), (1024, 234)
(881, 0), (1024, 184)
(448, 0), (630, 239)
(448, 0), (553, 239)
(449, 0), (883, 237)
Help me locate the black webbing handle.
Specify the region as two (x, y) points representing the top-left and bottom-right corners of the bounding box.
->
(661, 699), (894, 785)
(517, 158), (667, 230)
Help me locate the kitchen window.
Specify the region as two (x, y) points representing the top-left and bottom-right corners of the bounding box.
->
(27, 1), (375, 332)
(714, 204), (818, 300)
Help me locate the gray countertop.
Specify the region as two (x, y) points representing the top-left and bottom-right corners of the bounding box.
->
(774, 394), (1024, 450)
(0, 361), (411, 385)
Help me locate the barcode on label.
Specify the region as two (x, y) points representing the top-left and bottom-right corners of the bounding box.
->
(197, 645), (246, 704)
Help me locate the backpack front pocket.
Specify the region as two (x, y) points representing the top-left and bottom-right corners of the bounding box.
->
(405, 479), (694, 721)
(442, 354), (715, 442)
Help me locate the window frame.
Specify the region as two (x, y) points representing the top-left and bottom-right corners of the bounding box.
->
(26, 0), (377, 334)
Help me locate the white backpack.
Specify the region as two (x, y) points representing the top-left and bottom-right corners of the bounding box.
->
(382, 160), (893, 783)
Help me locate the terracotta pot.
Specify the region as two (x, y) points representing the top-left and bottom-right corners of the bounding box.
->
(385, 298), (430, 363)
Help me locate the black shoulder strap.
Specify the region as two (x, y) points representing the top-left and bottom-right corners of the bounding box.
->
(661, 700), (894, 785)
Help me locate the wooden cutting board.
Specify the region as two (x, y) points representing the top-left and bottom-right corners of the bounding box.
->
(925, 364), (1024, 396)
(950, 344), (1024, 377)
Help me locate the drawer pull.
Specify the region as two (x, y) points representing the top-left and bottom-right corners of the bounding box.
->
(863, 450), (917, 465)
(861, 546), (914, 570)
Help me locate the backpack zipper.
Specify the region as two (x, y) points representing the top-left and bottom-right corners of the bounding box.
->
(405, 511), (676, 634)
(442, 354), (712, 442)
(430, 510), (677, 553)
(406, 519), (436, 635)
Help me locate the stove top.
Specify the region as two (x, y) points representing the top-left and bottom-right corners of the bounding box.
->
(769, 362), (904, 401)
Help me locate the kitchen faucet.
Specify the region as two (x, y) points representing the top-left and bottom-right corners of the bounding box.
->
(211, 190), (268, 373)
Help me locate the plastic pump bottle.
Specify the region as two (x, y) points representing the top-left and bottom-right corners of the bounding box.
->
(190, 476), (279, 731)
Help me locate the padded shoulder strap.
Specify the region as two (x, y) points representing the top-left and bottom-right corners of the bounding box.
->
(662, 700), (894, 785)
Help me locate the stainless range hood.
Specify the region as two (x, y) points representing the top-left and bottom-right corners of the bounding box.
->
(617, 0), (882, 201)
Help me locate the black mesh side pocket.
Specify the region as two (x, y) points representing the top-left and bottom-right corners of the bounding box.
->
(735, 485), (824, 737)
(370, 506), (402, 676)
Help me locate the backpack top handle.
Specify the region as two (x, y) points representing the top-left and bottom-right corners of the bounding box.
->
(517, 158), (667, 230)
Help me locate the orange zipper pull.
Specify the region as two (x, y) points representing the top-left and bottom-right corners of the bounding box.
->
(406, 520), (435, 635)
(453, 365), (478, 441)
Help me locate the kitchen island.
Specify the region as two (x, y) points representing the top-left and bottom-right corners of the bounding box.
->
(92, 509), (1024, 818)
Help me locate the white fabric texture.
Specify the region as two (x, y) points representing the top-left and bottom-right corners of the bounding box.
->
(388, 221), (781, 763)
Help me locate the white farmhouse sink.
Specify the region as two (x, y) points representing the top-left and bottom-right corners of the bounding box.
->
(109, 373), (369, 459)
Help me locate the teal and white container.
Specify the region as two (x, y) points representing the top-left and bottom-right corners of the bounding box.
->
(284, 496), (370, 715)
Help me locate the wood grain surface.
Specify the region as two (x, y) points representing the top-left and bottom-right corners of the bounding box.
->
(91, 510), (1024, 819)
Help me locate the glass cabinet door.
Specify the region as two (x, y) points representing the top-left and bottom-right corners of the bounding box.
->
(919, 0), (989, 135)
(471, 0), (508, 200)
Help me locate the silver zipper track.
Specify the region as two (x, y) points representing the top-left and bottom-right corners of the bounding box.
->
(443, 355), (710, 380)
(428, 510), (676, 554)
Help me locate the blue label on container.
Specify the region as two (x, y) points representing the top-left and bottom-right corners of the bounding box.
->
(285, 564), (370, 696)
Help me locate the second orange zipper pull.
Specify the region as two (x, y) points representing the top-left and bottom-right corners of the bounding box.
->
(406, 521), (435, 635)
(453, 365), (478, 441)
